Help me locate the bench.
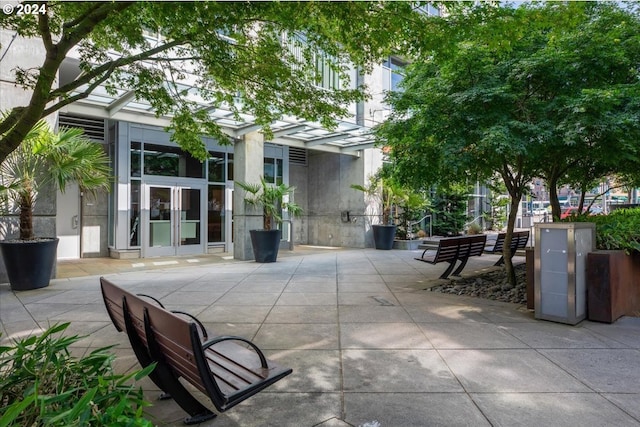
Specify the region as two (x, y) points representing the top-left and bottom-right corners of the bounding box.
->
(484, 230), (530, 266)
(100, 277), (292, 425)
(414, 234), (487, 279)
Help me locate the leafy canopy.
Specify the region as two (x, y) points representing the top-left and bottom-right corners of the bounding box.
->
(377, 1), (640, 285)
(0, 1), (428, 163)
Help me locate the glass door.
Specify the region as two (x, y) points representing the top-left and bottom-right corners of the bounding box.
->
(148, 186), (173, 256)
(177, 187), (202, 255)
(144, 183), (205, 257)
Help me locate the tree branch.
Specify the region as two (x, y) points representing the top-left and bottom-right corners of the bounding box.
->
(37, 9), (54, 52)
(57, 2), (134, 53)
(42, 68), (114, 117)
(49, 39), (184, 100)
(0, 107), (25, 135)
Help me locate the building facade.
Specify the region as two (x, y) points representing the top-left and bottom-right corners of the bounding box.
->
(1, 25), (405, 281)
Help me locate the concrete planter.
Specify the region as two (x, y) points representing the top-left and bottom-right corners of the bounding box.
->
(586, 250), (640, 323)
(392, 239), (422, 250)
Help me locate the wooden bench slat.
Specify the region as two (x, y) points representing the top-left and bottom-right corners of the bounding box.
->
(101, 278), (215, 424)
(142, 290), (292, 413)
(415, 235), (487, 279)
(484, 230), (530, 266)
(101, 277), (292, 425)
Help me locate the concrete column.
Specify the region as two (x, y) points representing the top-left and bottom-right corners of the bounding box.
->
(233, 131), (264, 260)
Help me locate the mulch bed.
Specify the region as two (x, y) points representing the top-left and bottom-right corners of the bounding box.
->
(427, 263), (528, 305)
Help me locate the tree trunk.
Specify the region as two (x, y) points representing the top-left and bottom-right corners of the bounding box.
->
(503, 196), (521, 287)
(577, 188), (587, 213)
(0, 3), (132, 164)
(19, 196), (34, 240)
(549, 180), (561, 220)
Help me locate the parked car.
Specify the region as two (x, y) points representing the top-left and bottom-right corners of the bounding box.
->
(560, 206), (580, 219)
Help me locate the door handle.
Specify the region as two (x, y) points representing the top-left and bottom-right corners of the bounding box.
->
(71, 215), (79, 229)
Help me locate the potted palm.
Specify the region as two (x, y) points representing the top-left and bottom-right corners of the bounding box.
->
(236, 177), (303, 262)
(351, 175), (403, 250)
(0, 121), (110, 290)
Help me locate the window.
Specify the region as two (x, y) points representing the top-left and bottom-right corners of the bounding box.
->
(207, 185), (225, 243)
(264, 158), (283, 185)
(227, 153), (234, 181)
(283, 33), (340, 90)
(208, 151), (225, 183)
(382, 56), (406, 92)
(131, 141), (141, 177)
(130, 181), (141, 247)
(316, 53), (340, 90)
(143, 143), (204, 178)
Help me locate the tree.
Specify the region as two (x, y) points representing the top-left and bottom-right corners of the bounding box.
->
(523, 3), (640, 219)
(0, 121), (110, 240)
(0, 1), (426, 163)
(236, 177), (302, 231)
(377, 2), (640, 287)
(378, 4), (542, 286)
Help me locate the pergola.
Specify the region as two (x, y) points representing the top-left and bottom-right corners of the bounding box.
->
(59, 62), (377, 157)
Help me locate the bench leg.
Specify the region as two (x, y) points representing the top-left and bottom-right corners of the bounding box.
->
(184, 412), (217, 425)
(124, 301), (216, 423)
(144, 334), (217, 424)
(439, 260), (458, 279)
(493, 255), (505, 266)
(452, 257), (470, 276)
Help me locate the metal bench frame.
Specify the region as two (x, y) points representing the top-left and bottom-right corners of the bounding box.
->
(484, 230), (530, 266)
(415, 234), (487, 279)
(100, 277), (292, 425)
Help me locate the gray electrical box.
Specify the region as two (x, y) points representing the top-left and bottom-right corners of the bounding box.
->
(534, 222), (595, 325)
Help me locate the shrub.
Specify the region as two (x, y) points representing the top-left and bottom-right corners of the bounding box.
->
(466, 222), (483, 235)
(0, 323), (154, 426)
(562, 207), (640, 253)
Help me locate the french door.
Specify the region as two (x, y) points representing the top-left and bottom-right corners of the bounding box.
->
(144, 182), (205, 257)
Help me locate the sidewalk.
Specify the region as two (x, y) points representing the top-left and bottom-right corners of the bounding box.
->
(2, 247), (640, 426)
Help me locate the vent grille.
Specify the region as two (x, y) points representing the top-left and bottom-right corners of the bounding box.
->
(289, 147), (307, 166)
(58, 114), (105, 142)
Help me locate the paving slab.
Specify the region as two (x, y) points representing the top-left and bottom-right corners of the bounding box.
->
(2, 247), (640, 427)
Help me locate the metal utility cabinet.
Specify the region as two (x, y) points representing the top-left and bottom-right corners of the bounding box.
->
(534, 222), (595, 325)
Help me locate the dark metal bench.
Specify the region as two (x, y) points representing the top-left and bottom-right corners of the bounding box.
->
(100, 277), (292, 425)
(484, 230), (530, 266)
(415, 234), (487, 279)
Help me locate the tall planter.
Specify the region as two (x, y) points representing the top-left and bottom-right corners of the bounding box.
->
(0, 238), (59, 291)
(372, 225), (397, 250)
(586, 250), (640, 323)
(250, 230), (282, 263)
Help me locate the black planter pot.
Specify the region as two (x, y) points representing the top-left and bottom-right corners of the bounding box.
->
(0, 238), (59, 291)
(372, 225), (397, 250)
(249, 229), (282, 263)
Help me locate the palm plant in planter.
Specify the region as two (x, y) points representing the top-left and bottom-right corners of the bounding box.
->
(236, 177), (303, 262)
(351, 175), (404, 250)
(0, 121), (110, 290)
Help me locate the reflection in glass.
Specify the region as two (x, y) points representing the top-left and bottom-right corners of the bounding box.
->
(144, 143), (204, 178)
(180, 188), (201, 245)
(264, 158), (275, 183)
(130, 181), (141, 246)
(131, 142), (141, 177)
(149, 187), (171, 247)
(208, 185), (225, 242)
(208, 151), (225, 182)
(227, 153), (234, 181)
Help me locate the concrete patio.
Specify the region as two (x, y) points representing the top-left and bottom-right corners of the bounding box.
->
(2, 247), (640, 426)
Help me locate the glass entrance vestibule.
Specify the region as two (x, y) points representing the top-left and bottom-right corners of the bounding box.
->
(109, 122), (288, 259)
